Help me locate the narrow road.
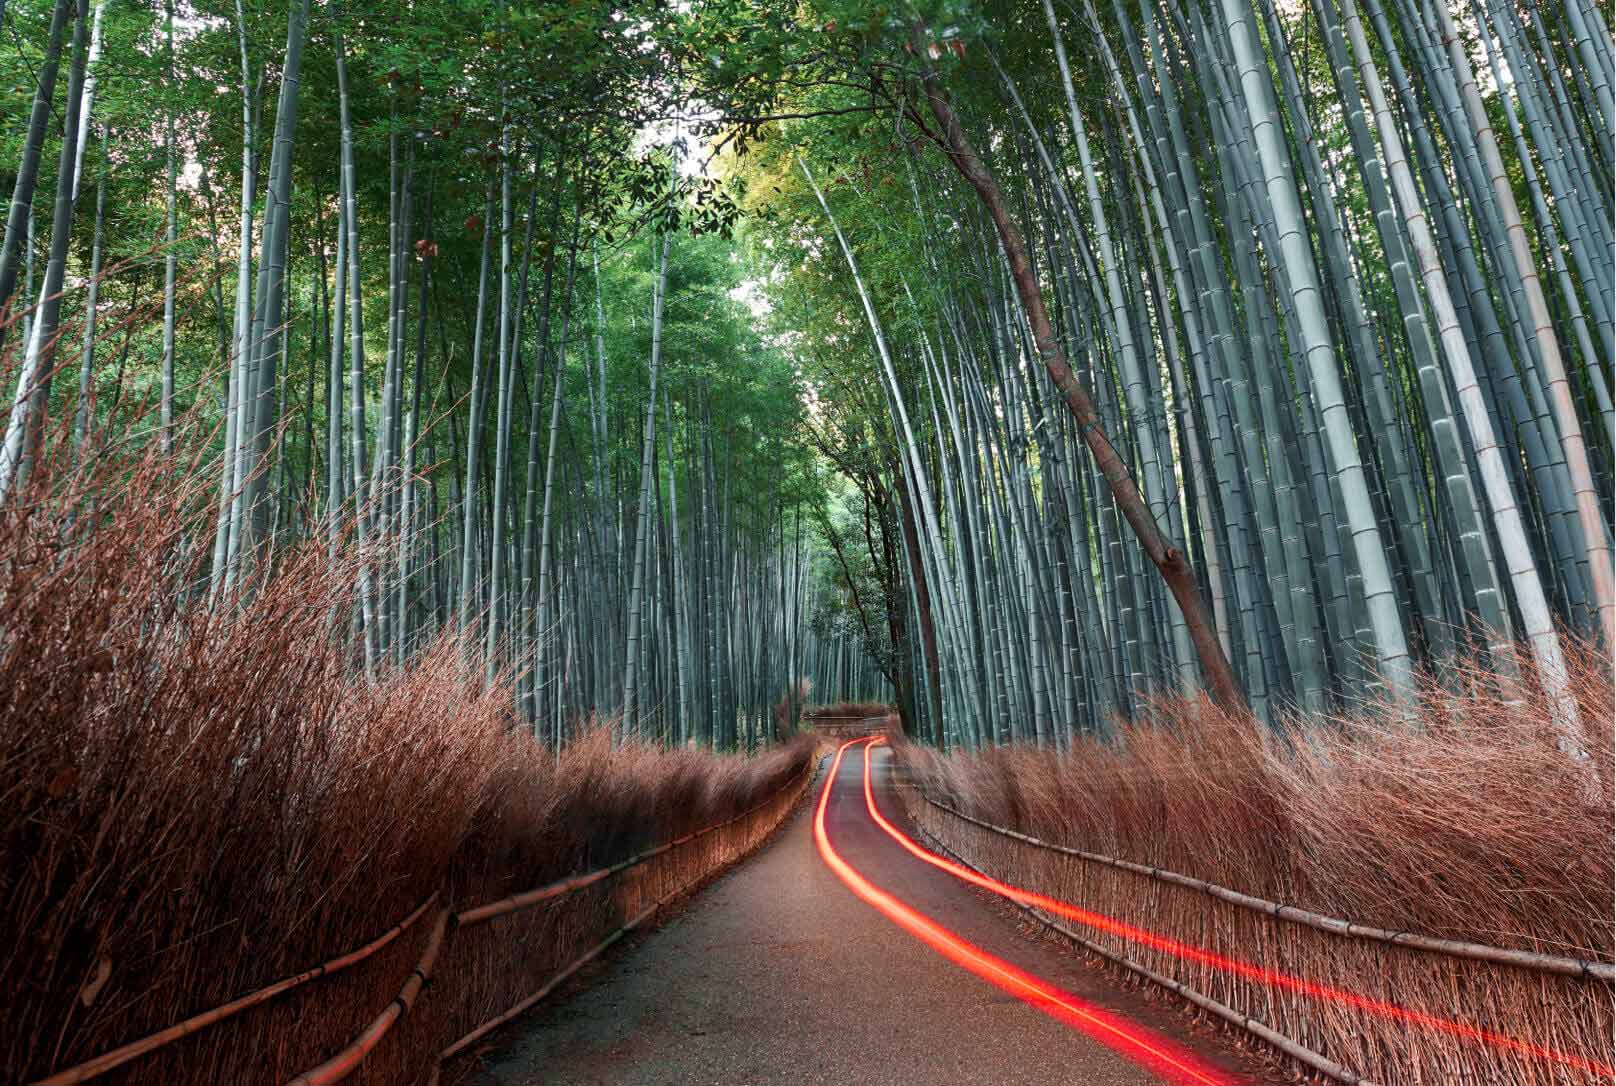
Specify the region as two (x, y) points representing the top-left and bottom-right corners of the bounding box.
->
(469, 741), (1275, 1086)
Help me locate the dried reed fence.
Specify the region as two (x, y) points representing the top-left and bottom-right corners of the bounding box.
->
(894, 652), (1614, 1086)
(31, 759), (811, 1086)
(0, 431), (814, 1085)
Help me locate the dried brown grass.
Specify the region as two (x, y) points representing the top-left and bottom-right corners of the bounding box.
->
(0, 425), (811, 1084)
(895, 651), (1615, 1085)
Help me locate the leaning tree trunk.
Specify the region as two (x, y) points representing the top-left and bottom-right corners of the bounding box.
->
(908, 24), (1247, 716)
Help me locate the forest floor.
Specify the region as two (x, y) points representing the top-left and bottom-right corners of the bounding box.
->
(460, 746), (1284, 1086)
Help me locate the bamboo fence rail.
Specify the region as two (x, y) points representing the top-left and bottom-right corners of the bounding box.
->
(29, 762), (813, 1086)
(918, 790), (1615, 980)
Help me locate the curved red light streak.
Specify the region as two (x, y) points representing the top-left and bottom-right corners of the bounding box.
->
(861, 740), (1611, 1078)
(814, 738), (1231, 1086)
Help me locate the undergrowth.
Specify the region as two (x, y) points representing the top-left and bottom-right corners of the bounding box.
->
(896, 650), (1614, 1085)
(0, 423), (811, 1084)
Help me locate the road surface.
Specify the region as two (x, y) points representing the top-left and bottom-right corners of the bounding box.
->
(468, 742), (1276, 1086)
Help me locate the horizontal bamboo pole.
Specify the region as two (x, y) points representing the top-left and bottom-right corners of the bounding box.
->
(919, 791), (1614, 981)
(30, 893), (441, 1086)
(285, 907), (450, 1086)
(456, 867), (616, 927)
(913, 821), (1378, 1086)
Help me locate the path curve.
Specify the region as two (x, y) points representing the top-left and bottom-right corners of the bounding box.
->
(468, 742), (1277, 1085)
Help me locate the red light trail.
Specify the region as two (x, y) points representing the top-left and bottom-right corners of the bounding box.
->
(814, 738), (1232, 1086)
(857, 740), (1611, 1078)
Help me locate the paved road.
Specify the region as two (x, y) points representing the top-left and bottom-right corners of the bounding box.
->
(468, 743), (1275, 1086)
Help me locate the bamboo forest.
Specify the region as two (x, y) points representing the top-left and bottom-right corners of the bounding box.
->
(1, 0), (1611, 1084)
